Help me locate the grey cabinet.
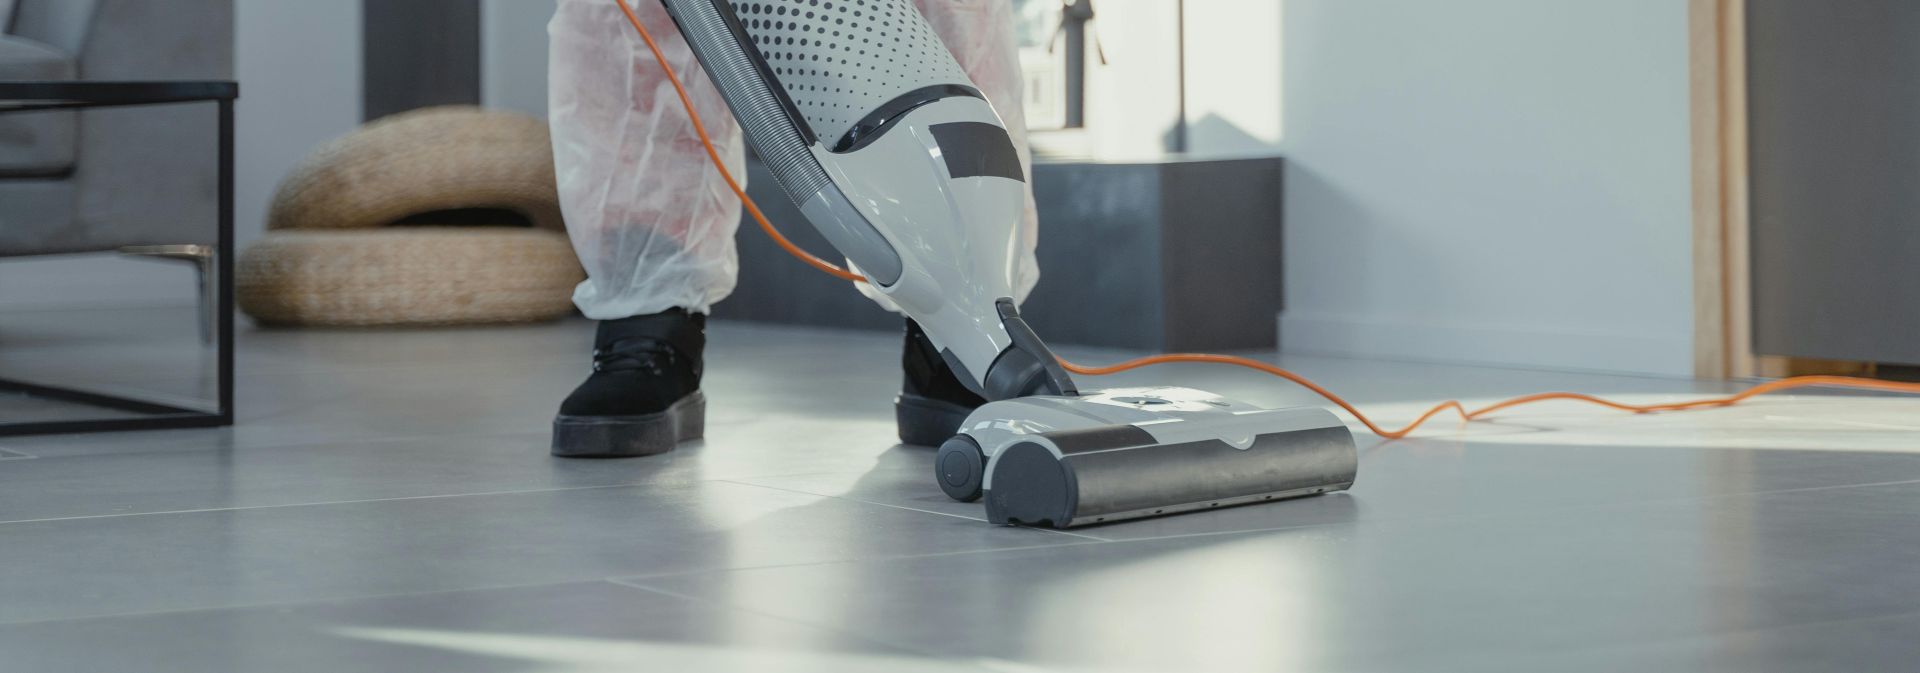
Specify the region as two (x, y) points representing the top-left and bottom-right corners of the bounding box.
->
(1748, 1), (1920, 364)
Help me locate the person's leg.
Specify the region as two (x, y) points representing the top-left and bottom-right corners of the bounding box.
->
(892, 0), (1044, 445)
(548, 0), (744, 457)
(547, 0), (1038, 451)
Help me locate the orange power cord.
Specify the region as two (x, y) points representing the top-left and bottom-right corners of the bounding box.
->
(611, 0), (1920, 439)
(613, 0), (864, 283)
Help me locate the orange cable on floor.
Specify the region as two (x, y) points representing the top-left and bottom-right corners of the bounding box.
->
(1059, 358), (1920, 439)
(611, 0), (1920, 439)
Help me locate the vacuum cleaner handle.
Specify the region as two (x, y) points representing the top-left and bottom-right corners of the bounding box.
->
(654, 0), (903, 284)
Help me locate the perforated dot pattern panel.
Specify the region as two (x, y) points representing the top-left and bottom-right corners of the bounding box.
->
(727, 0), (974, 144)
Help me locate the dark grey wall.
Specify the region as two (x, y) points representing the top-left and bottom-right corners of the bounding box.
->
(363, 0), (482, 121)
(1748, 1), (1920, 364)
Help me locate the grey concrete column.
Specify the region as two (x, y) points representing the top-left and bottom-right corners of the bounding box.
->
(362, 0), (482, 121)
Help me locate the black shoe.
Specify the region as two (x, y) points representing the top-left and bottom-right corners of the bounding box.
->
(551, 309), (707, 458)
(895, 319), (988, 446)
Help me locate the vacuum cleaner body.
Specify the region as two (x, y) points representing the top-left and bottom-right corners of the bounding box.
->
(656, 0), (1359, 526)
(659, 0), (1063, 398)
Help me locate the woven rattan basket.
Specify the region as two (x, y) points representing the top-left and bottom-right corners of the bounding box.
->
(237, 229), (583, 327)
(239, 106), (581, 327)
(267, 106), (563, 232)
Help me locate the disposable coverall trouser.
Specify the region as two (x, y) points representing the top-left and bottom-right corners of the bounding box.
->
(548, 0), (1041, 320)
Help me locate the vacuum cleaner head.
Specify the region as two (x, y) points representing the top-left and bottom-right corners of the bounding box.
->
(937, 387), (1359, 528)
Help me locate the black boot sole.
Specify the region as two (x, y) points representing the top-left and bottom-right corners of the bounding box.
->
(895, 393), (976, 447)
(551, 391), (706, 458)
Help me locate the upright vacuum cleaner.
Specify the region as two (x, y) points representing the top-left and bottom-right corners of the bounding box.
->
(653, 0), (1359, 527)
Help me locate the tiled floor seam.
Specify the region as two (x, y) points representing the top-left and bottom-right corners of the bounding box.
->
(712, 478), (1114, 542)
(599, 579), (985, 667)
(0, 468), (956, 526)
(0, 538), (1101, 629)
(0, 430), (549, 461)
(1110, 474), (1920, 548)
(607, 537), (1117, 585)
(0, 577), (627, 629)
(0, 483), (652, 526)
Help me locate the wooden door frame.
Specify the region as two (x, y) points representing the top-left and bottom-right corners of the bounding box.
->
(1690, 0), (1757, 379)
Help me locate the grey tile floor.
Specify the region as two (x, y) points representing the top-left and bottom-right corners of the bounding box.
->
(4, 317), (1920, 671)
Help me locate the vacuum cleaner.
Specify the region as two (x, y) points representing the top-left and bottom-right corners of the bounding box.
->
(651, 0), (1358, 527)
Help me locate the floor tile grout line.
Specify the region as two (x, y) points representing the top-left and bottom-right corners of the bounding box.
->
(0, 469), (981, 527)
(712, 479), (1113, 542)
(607, 537), (1116, 584)
(0, 540), (1099, 630)
(1093, 473), (1920, 548)
(0, 577), (628, 629)
(1040, 527), (1110, 542)
(1510, 603), (1920, 663)
(0, 465), (1082, 529)
(1597, 474), (1920, 510)
(1739, 475), (1920, 496)
(6, 423), (855, 463)
(709, 478), (990, 522)
(0, 483), (652, 527)
(1676, 604), (1920, 639)
(4, 433), (551, 462)
(599, 579), (985, 666)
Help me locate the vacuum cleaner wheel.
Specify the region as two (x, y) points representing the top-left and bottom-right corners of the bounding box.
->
(935, 434), (986, 502)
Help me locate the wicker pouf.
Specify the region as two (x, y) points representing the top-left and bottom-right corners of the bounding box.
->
(267, 106), (563, 232)
(239, 105), (583, 327)
(237, 229), (583, 327)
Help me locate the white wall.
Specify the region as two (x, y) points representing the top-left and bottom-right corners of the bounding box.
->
(235, 0), (363, 248)
(1072, 1), (1183, 158)
(1278, 0), (1696, 375)
(482, 0), (554, 118)
(1183, 0), (1284, 154)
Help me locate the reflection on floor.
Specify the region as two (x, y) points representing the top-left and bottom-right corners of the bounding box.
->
(0, 306), (216, 422)
(2, 317), (1919, 672)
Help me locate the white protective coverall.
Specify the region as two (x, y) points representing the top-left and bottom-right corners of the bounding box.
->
(548, 0), (1041, 319)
